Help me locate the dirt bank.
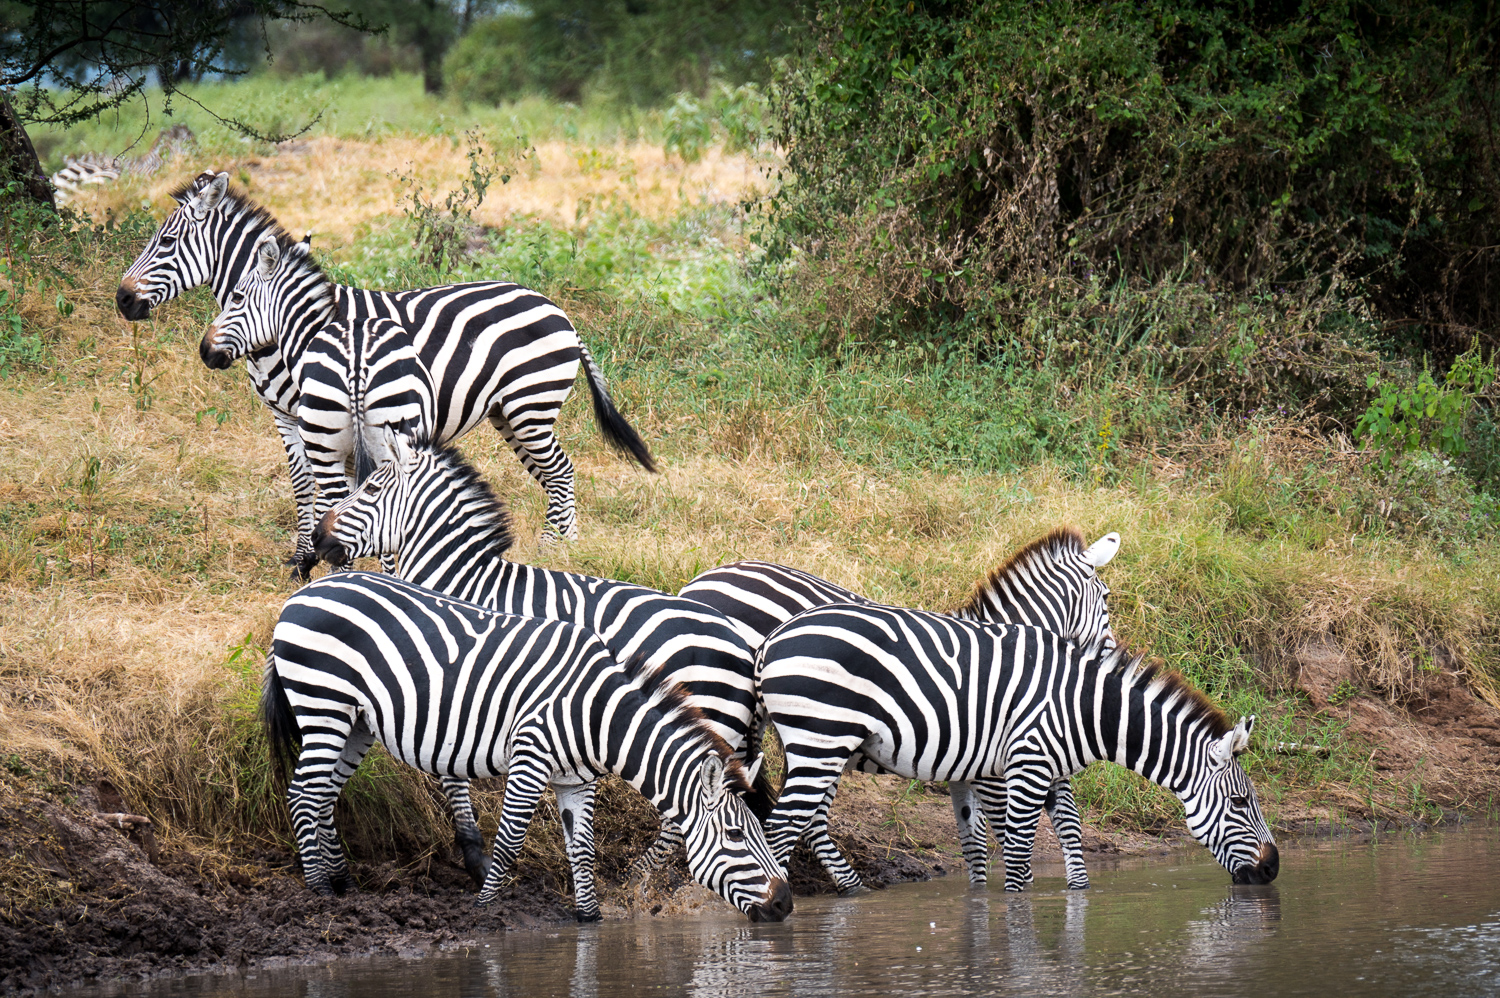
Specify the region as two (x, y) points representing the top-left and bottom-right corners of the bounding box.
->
(5, 632), (1499, 994)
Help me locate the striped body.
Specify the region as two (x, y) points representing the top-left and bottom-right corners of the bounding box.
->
(51, 125), (194, 203)
(758, 605), (1278, 891)
(677, 528), (1120, 889)
(118, 173), (652, 575)
(265, 571), (791, 922)
(312, 438), (766, 884)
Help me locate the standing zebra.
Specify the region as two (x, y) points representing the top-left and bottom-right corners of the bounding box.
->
(264, 570), (793, 922)
(118, 173), (653, 575)
(310, 433), (772, 887)
(676, 528), (1120, 890)
(756, 605), (1279, 892)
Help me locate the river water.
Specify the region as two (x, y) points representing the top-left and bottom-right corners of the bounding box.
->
(62, 824), (1500, 997)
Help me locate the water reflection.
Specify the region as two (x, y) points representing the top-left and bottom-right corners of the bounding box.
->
(53, 827), (1500, 998)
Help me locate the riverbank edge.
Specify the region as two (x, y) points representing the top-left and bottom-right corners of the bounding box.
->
(0, 767), (1484, 997)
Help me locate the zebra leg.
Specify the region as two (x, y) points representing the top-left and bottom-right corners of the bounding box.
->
(627, 823), (685, 884)
(949, 780), (992, 885)
(488, 407), (579, 544)
(798, 780), (866, 895)
(316, 724), (376, 895)
(285, 720), (358, 896)
(272, 411), (322, 581)
(1045, 778), (1090, 890)
(439, 775), (489, 887)
(971, 779), (1028, 884)
(554, 782), (602, 923)
(475, 753), (551, 907)
(765, 739), (858, 879)
(999, 763), (1055, 892)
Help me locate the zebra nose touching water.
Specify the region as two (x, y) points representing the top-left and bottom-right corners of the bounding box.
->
(263, 571), (792, 923)
(754, 607), (1278, 893)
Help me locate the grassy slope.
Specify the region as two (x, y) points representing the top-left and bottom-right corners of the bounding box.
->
(4, 78), (1500, 906)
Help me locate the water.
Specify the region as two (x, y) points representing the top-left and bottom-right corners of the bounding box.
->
(63, 825), (1500, 997)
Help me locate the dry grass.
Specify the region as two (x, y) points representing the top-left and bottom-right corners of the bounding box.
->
(60, 136), (767, 253)
(2, 132), (1498, 880)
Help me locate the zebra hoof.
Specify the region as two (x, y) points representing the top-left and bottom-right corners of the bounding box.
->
(575, 910), (602, 924)
(1066, 881), (1090, 891)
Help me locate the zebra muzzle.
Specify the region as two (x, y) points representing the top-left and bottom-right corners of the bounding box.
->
(747, 877), (793, 922)
(116, 282), (152, 321)
(1232, 842), (1280, 885)
(199, 330), (236, 370)
(313, 517), (349, 567)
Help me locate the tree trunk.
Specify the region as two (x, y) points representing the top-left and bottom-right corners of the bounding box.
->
(0, 95), (55, 209)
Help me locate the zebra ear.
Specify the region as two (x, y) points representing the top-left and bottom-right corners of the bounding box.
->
(255, 233), (281, 278)
(1231, 715), (1255, 755)
(1208, 728), (1237, 768)
(699, 755), (727, 807)
(388, 427), (414, 468)
(193, 172), (229, 219)
(743, 755), (763, 787)
(1082, 532), (1121, 568)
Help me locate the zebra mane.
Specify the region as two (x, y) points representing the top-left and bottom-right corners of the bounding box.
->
(621, 654), (751, 793)
(170, 172), (282, 237)
(958, 526), (1088, 616)
(423, 442), (515, 558)
(1118, 652), (1233, 739)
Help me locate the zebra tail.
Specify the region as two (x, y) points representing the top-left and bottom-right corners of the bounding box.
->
(741, 703), (781, 822)
(347, 323), (378, 486)
(260, 656), (302, 786)
(578, 341), (657, 473)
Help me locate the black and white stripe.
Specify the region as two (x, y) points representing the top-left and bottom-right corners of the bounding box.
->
(263, 570), (792, 922)
(677, 528), (1119, 889)
(118, 172), (654, 576)
(51, 125), (195, 203)
(310, 435), (772, 884)
(757, 606), (1278, 892)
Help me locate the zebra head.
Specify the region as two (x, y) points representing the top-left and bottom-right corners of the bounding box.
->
(965, 528), (1122, 650)
(200, 230), (327, 370)
(117, 172), (234, 321)
(313, 433), (512, 573)
(1179, 715), (1279, 885)
(679, 754), (793, 922)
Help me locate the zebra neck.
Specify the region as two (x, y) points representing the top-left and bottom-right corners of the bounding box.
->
(598, 683), (715, 822)
(1086, 659), (1213, 796)
(397, 513), (512, 605)
(208, 207), (277, 308)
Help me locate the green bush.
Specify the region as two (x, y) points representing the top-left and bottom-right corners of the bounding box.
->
(763, 1), (1500, 365)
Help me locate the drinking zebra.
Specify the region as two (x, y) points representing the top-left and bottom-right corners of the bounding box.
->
(264, 570), (793, 922)
(50, 125), (195, 204)
(117, 173), (653, 575)
(756, 605), (1279, 892)
(309, 433), (772, 888)
(676, 528), (1119, 890)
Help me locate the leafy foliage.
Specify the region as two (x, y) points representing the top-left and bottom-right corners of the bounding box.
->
(443, 0), (796, 107)
(1357, 345), (1497, 469)
(763, 1), (1500, 362)
(1, 1), (376, 134)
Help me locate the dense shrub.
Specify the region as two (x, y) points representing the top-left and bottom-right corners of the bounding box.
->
(444, 0), (795, 106)
(764, 1), (1500, 368)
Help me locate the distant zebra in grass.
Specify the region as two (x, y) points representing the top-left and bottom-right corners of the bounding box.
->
(310, 433), (772, 888)
(117, 174), (653, 576)
(756, 606), (1279, 892)
(676, 528), (1119, 890)
(263, 570), (793, 922)
(51, 126), (195, 204)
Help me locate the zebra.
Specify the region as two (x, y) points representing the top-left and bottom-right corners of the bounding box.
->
(675, 528), (1120, 890)
(51, 125), (195, 204)
(755, 605), (1279, 892)
(263, 570), (793, 922)
(308, 432), (775, 889)
(116, 172), (653, 576)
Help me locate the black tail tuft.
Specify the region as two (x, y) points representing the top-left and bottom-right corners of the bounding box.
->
(578, 342), (657, 473)
(261, 657), (302, 787)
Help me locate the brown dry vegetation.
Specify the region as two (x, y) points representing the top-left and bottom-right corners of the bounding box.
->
(2, 132), (1500, 989)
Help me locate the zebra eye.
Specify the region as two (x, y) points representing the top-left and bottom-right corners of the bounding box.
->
(159, 236), (176, 247)
(725, 825), (745, 844)
(230, 292), (244, 305)
(1230, 795), (1249, 809)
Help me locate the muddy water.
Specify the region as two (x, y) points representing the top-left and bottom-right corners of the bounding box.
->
(62, 825), (1500, 997)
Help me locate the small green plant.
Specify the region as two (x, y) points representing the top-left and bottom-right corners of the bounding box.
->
(662, 93), (712, 164)
(0, 258), (45, 378)
(1356, 344), (1496, 470)
(1328, 680), (1360, 706)
(711, 82), (768, 154)
(395, 130), (518, 274)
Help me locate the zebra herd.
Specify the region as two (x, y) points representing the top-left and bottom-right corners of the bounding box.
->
(113, 171), (1278, 924)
